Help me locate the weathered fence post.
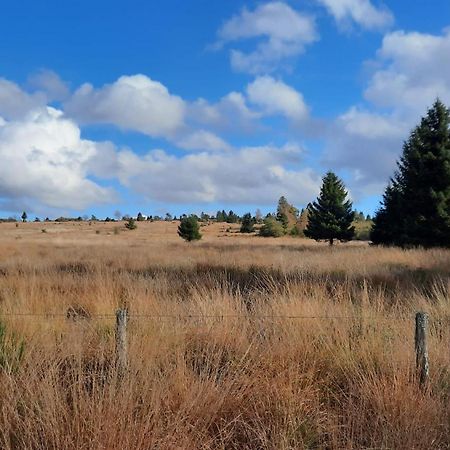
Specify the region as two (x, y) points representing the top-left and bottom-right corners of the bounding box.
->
(115, 308), (128, 377)
(415, 312), (429, 388)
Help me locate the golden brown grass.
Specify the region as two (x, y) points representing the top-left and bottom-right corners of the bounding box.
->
(0, 221), (449, 449)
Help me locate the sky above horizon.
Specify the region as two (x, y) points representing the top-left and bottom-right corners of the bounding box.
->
(0, 0), (449, 219)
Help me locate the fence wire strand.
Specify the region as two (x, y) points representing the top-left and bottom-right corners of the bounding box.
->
(1, 311), (446, 321)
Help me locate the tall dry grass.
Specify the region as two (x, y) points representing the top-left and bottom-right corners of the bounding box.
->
(0, 221), (448, 449)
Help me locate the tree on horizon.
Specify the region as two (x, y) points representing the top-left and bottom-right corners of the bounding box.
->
(178, 215), (202, 242)
(305, 172), (355, 245)
(240, 213), (255, 233)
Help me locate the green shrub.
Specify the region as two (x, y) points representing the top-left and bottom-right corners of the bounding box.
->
(259, 216), (285, 237)
(178, 216), (202, 241)
(125, 218), (137, 230)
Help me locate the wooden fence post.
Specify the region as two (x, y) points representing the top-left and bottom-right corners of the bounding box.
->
(115, 308), (128, 377)
(415, 312), (429, 388)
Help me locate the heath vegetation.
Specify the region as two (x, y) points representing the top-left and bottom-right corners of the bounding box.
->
(0, 221), (448, 449)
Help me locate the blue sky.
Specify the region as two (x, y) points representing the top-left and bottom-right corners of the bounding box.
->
(0, 0), (449, 219)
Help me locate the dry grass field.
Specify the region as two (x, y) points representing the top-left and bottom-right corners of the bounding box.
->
(0, 220), (449, 449)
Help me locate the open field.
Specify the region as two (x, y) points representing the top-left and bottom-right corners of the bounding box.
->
(0, 221), (449, 449)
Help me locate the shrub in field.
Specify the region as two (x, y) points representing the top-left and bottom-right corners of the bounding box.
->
(178, 215), (202, 241)
(259, 216), (285, 237)
(125, 218), (137, 230)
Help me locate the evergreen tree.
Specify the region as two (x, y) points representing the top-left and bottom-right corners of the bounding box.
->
(304, 172), (355, 245)
(216, 210), (227, 222)
(276, 196), (290, 229)
(226, 210), (239, 223)
(371, 100), (450, 247)
(21, 211), (27, 223)
(136, 212), (145, 221)
(240, 213), (255, 233)
(178, 215), (202, 242)
(370, 181), (404, 245)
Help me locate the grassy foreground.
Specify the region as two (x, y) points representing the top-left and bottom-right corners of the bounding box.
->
(0, 221), (449, 449)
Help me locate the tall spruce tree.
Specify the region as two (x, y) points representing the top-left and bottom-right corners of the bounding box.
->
(371, 100), (450, 247)
(304, 172), (355, 245)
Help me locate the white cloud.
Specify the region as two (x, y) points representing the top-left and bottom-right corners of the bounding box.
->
(175, 130), (231, 152)
(114, 143), (320, 205)
(0, 79), (46, 120)
(190, 92), (260, 132)
(65, 74), (186, 138)
(317, 0), (393, 30)
(0, 107), (115, 211)
(216, 2), (318, 73)
(27, 69), (70, 101)
(365, 29), (450, 113)
(339, 107), (405, 139)
(323, 107), (407, 189)
(323, 27), (450, 198)
(246, 76), (309, 121)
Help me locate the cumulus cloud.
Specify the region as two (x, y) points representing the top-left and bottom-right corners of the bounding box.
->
(175, 130), (232, 152)
(65, 74), (186, 138)
(316, 0), (393, 30)
(190, 92), (260, 133)
(114, 143), (320, 205)
(0, 107), (116, 211)
(0, 79), (46, 120)
(246, 76), (309, 122)
(216, 2), (318, 73)
(189, 77), (309, 132)
(365, 28), (450, 113)
(323, 27), (450, 198)
(27, 69), (70, 102)
(323, 107), (408, 192)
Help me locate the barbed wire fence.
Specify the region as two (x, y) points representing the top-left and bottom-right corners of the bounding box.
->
(1, 308), (441, 387)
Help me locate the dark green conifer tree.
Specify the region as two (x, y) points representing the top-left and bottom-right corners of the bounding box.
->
(304, 172), (355, 245)
(240, 213), (255, 233)
(178, 215), (202, 242)
(371, 100), (450, 247)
